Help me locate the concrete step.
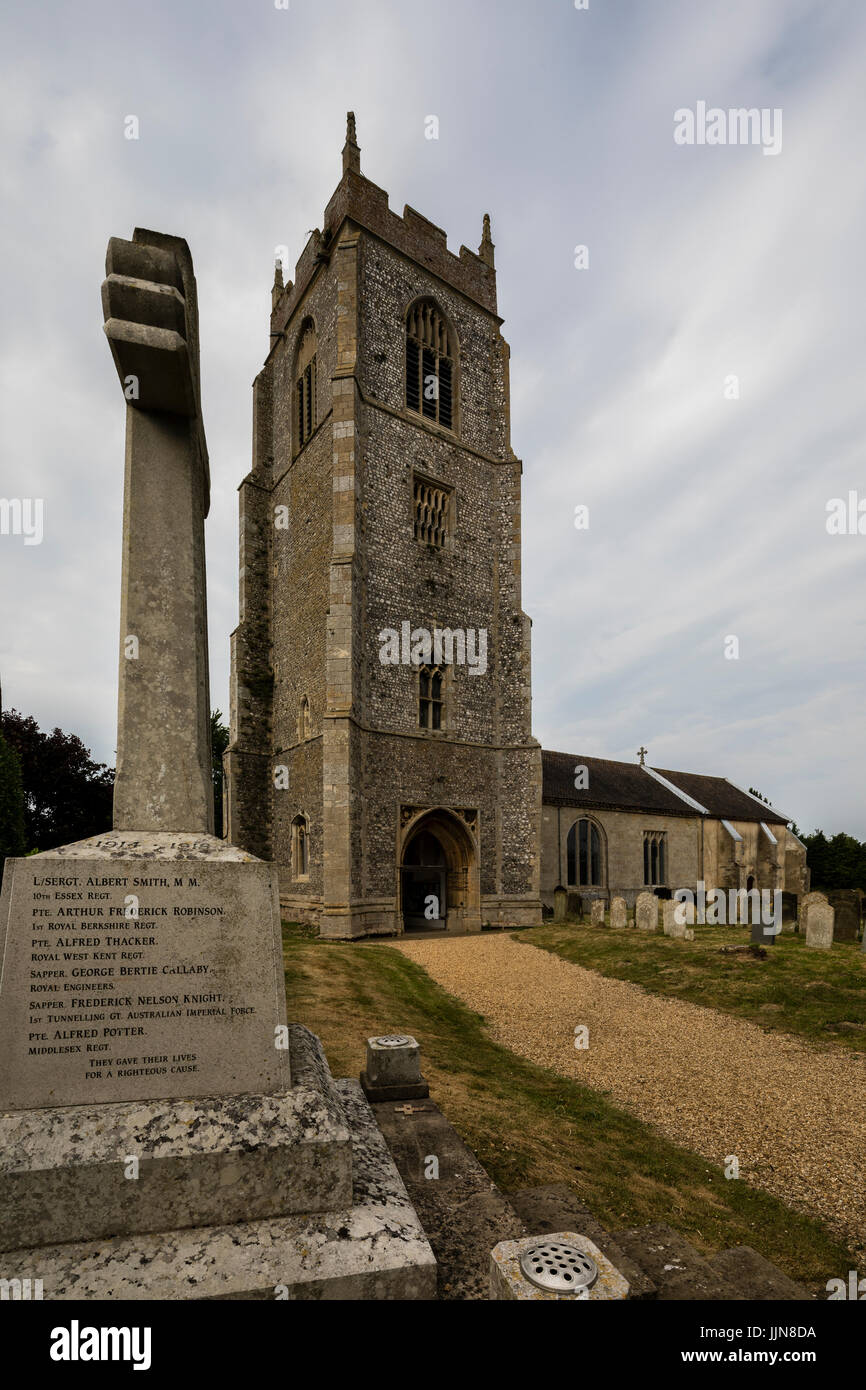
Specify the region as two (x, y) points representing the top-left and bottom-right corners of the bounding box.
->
(707, 1246), (814, 1301)
(506, 1184), (656, 1300)
(611, 1222), (743, 1300)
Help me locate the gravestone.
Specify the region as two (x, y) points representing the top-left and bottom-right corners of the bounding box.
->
(798, 891), (825, 937)
(590, 899), (606, 927)
(635, 891), (658, 932)
(827, 890), (860, 943)
(662, 900), (686, 939)
(780, 891), (798, 932)
(553, 885), (567, 923)
(610, 896), (628, 930)
(0, 229), (435, 1300)
(805, 900), (834, 950)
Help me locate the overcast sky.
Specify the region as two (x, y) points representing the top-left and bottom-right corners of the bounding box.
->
(1, 0), (864, 836)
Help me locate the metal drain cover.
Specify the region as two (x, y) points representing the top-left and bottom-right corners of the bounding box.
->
(373, 1034), (412, 1048)
(519, 1241), (599, 1294)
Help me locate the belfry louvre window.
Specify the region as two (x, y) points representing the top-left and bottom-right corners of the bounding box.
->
(566, 819), (603, 887)
(414, 476), (450, 547)
(406, 301), (454, 430)
(295, 322), (317, 450)
(643, 831), (667, 886)
(418, 665), (445, 731)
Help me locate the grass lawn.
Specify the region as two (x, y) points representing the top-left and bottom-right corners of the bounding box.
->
(282, 922), (856, 1292)
(515, 920), (866, 1053)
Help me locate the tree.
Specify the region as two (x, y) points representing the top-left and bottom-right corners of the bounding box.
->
(0, 710), (114, 852)
(0, 731), (26, 884)
(800, 827), (866, 893)
(211, 709), (230, 839)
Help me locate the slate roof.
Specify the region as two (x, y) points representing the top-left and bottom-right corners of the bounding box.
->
(653, 768), (789, 825)
(541, 751), (697, 818)
(542, 750), (790, 825)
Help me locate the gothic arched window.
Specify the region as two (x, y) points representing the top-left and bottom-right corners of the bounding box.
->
(566, 818), (604, 887)
(643, 831), (667, 886)
(418, 665), (445, 731)
(295, 320), (317, 450)
(406, 300), (455, 430)
(292, 814), (309, 879)
(298, 696), (311, 742)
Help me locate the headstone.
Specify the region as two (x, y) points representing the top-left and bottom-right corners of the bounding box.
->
(662, 900), (686, 939)
(780, 891), (798, 930)
(0, 228), (435, 1301)
(798, 890), (825, 937)
(750, 893), (776, 947)
(567, 892), (582, 918)
(553, 885), (567, 923)
(590, 899), (606, 927)
(635, 891), (658, 932)
(827, 890), (860, 943)
(805, 901), (834, 950)
(610, 896), (628, 930)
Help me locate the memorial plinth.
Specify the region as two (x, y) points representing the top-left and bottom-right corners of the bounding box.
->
(0, 833), (288, 1110)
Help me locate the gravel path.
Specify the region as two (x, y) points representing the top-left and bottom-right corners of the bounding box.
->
(390, 933), (866, 1257)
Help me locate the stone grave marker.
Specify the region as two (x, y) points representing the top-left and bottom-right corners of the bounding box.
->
(827, 890), (860, 943)
(635, 891), (657, 932)
(590, 899), (606, 927)
(798, 891), (825, 937)
(610, 896), (628, 930)
(663, 900), (686, 939)
(805, 900), (834, 950)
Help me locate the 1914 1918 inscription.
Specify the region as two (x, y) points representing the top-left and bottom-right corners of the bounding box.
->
(0, 834), (290, 1110)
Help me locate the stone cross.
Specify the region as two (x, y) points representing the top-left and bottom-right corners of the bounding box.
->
(102, 230), (214, 833)
(637, 746), (648, 766)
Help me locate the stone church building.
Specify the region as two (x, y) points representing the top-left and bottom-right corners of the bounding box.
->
(224, 116), (541, 937)
(541, 751), (808, 913)
(224, 116), (806, 937)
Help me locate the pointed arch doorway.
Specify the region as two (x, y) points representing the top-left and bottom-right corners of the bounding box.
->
(399, 809), (480, 933)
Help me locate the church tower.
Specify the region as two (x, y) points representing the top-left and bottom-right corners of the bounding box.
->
(225, 116), (542, 937)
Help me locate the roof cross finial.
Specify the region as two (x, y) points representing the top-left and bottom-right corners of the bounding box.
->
(637, 746), (648, 766)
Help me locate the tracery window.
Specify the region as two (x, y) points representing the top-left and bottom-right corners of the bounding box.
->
(566, 819), (604, 887)
(643, 830), (667, 886)
(418, 665), (445, 730)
